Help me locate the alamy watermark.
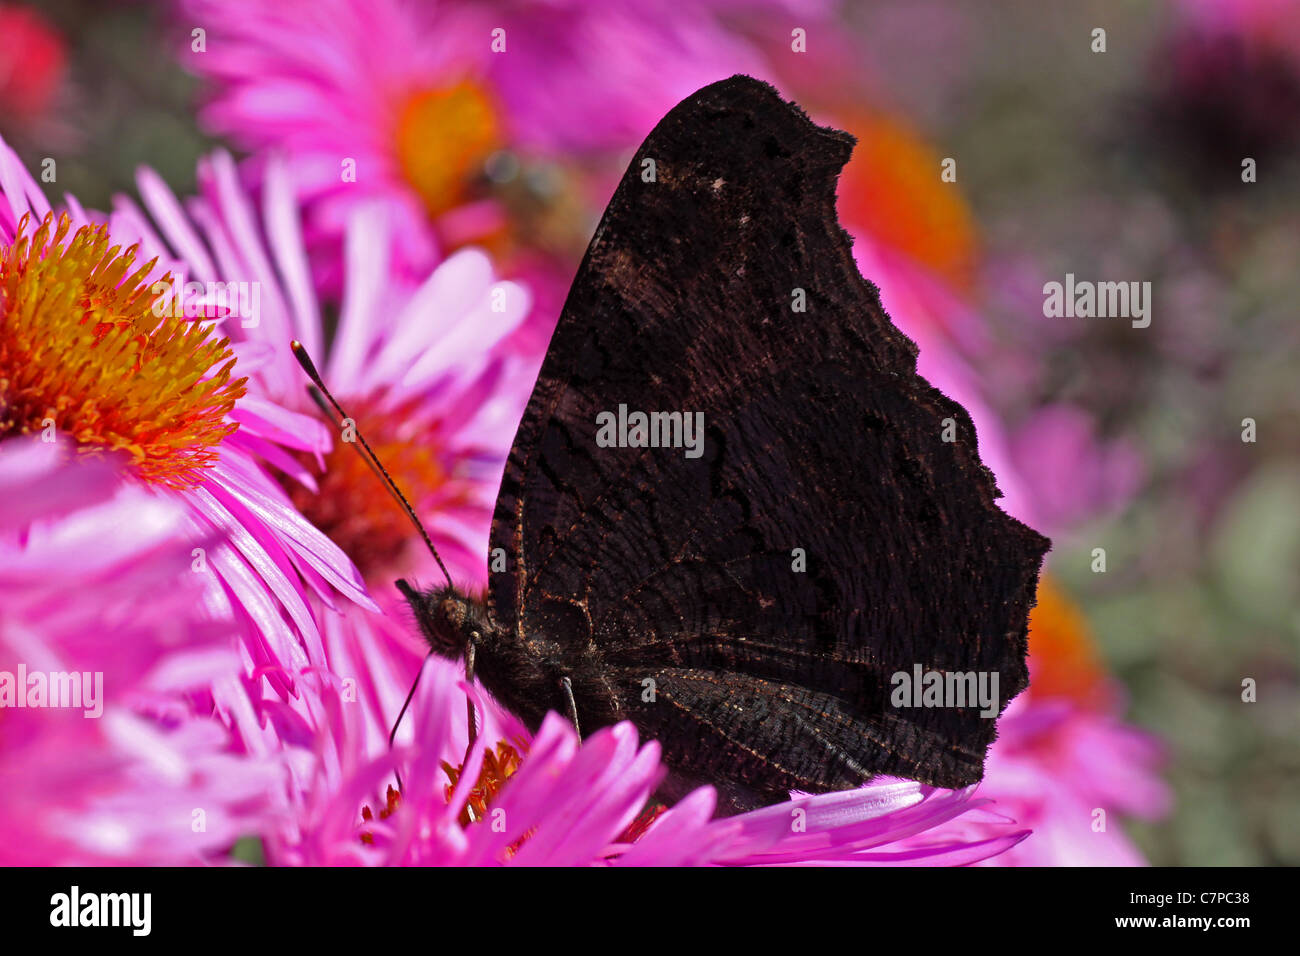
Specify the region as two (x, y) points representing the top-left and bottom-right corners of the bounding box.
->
(0, 665), (103, 717)
(595, 404), (704, 459)
(890, 665), (999, 718)
(1042, 273), (1151, 328)
(151, 275), (261, 328)
(50, 887), (151, 936)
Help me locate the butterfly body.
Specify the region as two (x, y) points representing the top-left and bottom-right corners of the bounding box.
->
(401, 75), (1049, 815)
(398, 581), (624, 734)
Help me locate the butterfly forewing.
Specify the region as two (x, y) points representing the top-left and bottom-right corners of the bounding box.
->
(487, 75), (1049, 810)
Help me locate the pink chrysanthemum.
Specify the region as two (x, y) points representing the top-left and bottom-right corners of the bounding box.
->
(173, 0), (782, 285)
(264, 658), (1028, 866)
(0, 134), (375, 710)
(176, 150), (533, 590)
(125, 146), (539, 759)
(963, 580), (1171, 866)
(0, 441), (282, 864)
(966, 697), (1169, 866)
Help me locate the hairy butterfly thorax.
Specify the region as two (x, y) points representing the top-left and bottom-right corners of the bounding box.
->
(395, 580), (485, 659)
(396, 580), (622, 734)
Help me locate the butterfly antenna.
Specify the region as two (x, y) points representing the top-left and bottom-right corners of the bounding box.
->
(305, 384), (402, 508)
(291, 340), (453, 587)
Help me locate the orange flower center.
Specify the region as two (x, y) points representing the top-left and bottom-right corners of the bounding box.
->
(359, 739), (527, 849)
(442, 738), (527, 827)
(837, 109), (977, 291)
(1026, 575), (1115, 711)
(394, 80), (502, 217)
(0, 213), (245, 487)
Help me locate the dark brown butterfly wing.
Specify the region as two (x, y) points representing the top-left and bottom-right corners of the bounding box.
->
(487, 75), (1048, 807)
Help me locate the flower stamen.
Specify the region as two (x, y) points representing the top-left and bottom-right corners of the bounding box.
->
(0, 213), (246, 487)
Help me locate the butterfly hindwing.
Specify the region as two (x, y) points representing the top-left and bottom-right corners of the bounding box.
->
(487, 75), (1049, 808)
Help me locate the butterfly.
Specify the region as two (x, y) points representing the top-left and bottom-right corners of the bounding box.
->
(299, 74), (1049, 815)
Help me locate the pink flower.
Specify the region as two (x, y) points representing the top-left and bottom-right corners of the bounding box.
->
(173, 0), (781, 286)
(265, 658), (1028, 866)
(182, 150), (533, 590)
(0, 441), (282, 864)
(967, 697), (1169, 866)
(136, 147), (540, 759)
(0, 133), (375, 709)
(1008, 405), (1143, 532)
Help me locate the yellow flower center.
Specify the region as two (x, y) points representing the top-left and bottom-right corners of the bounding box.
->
(394, 80), (502, 218)
(0, 213), (245, 487)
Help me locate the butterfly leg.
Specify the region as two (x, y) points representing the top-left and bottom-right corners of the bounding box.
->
(560, 676), (582, 737)
(461, 634), (480, 772)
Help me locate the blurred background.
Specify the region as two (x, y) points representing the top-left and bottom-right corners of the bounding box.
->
(3, 0), (1297, 864)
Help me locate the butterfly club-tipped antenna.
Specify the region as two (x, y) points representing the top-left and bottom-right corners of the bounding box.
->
(291, 339), (469, 788)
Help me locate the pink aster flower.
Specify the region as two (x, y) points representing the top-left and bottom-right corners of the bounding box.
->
(120, 146), (538, 758)
(179, 149), (533, 589)
(262, 656), (1028, 866)
(967, 579), (1170, 866)
(0, 133), (375, 710)
(0, 441), (282, 864)
(173, 0), (782, 286)
(967, 697), (1169, 866)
